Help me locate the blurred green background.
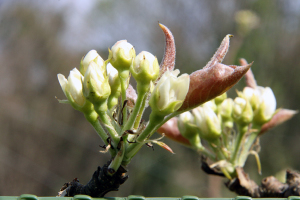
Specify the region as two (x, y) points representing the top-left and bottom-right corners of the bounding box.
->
(0, 0), (299, 197)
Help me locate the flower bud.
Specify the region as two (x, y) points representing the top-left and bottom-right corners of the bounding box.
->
(232, 97), (253, 125)
(214, 92), (227, 105)
(107, 63), (121, 110)
(178, 112), (203, 150)
(58, 68), (86, 110)
(242, 86), (276, 125)
(130, 51), (160, 85)
(109, 40), (136, 72)
(192, 105), (221, 142)
(178, 112), (198, 138)
(149, 69), (190, 116)
(80, 50), (104, 75)
(82, 62), (111, 109)
(202, 100), (217, 113)
(242, 87), (260, 110)
(218, 98), (233, 120)
(218, 98), (234, 128)
(253, 87), (276, 125)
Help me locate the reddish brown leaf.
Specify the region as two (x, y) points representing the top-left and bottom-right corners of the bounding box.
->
(157, 117), (190, 146)
(158, 23), (176, 80)
(240, 58), (257, 88)
(178, 62), (252, 112)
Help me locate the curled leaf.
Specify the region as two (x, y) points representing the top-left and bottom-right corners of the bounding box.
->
(157, 23), (176, 80)
(259, 109), (298, 136)
(205, 34), (232, 69)
(240, 58), (257, 88)
(178, 62), (252, 112)
(152, 140), (175, 154)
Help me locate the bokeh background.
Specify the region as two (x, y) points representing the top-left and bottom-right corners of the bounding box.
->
(0, 0), (300, 197)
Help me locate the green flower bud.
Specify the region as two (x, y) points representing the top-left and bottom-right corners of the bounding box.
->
(214, 92), (227, 105)
(192, 105), (221, 142)
(80, 50), (104, 75)
(178, 112), (198, 138)
(232, 97), (253, 125)
(149, 70), (190, 116)
(82, 62), (111, 111)
(218, 98), (234, 129)
(109, 40), (136, 72)
(107, 63), (121, 110)
(202, 100), (217, 113)
(130, 51), (160, 85)
(218, 98), (233, 120)
(178, 112), (203, 150)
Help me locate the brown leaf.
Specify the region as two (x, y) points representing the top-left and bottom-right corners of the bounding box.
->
(204, 34), (232, 69)
(259, 109), (298, 136)
(178, 62), (252, 112)
(157, 23), (176, 80)
(153, 140), (175, 154)
(157, 117), (190, 146)
(240, 58), (257, 88)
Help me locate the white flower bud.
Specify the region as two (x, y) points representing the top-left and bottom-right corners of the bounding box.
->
(130, 51), (160, 84)
(149, 69), (190, 116)
(109, 40), (136, 71)
(232, 97), (253, 125)
(80, 50), (104, 75)
(218, 98), (234, 120)
(242, 86), (276, 124)
(82, 62), (111, 107)
(253, 87), (276, 124)
(57, 68), (86, 109)
(107, 63), (121, 110)
(192, 105), (221, 142)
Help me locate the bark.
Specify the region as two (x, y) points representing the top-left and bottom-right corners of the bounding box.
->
(58, 161), (128, 197)
(201, 158), (300, 197)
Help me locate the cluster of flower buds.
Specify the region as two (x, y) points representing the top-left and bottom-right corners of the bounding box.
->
(57, 24), (252, 174)
(159, 60), (297, 179)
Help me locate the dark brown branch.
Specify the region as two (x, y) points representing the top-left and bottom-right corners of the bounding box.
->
(58, 161), (128, 197)
(226, 168), (300, 197)
(201, 159), (300, 197)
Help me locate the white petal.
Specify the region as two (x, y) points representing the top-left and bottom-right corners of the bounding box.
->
(82, 50), (99, 66)
(57, 74), (68, 95)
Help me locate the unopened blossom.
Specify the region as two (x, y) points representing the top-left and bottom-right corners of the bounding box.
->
(130, 51), (160, 85)
(218, 98), (234, 120)
(232, 97), (253, 125)
(82, 62), (111, 108)
(242, 86), (276, 124)
(107, 63), (120, 93)
(149, 69), (189, 116)
(109, 40), (136, 71)
(80, 50), (104, 75)
(57, 68), (86, 110)
(218, 98), (234, 128)
(107, 63), (121, 110)
(177, 112), (203, 150)
(192, 105), (221, 142)
(254, 87), (276, 124)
